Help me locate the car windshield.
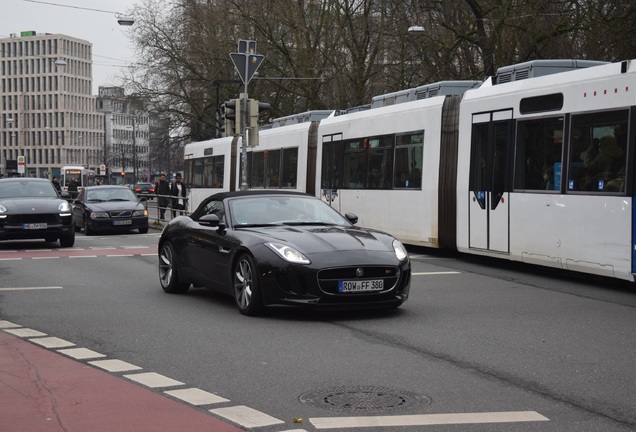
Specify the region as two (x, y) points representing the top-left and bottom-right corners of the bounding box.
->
(86, 188), (138, 202)
(0, 180), (58, 199)
(229, 195), (350, 227)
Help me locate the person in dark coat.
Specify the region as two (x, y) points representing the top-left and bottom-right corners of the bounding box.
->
(154, 173), (170, 220)
(67, 177), (79, 199)
(170, 173), (187, 218)
(52, 177), (62, 192)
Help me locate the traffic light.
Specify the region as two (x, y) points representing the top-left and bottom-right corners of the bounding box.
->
(223, 99), (242, 136)
(246, 99), (270, 147)
(121, 171), (125, 177)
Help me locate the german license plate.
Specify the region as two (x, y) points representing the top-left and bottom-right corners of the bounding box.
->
(338, 279), (384, 292)
(113, 220), (132, 225)
(23, 223), (47, 230)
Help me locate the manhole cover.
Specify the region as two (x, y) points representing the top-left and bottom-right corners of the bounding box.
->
(299, 386), (431, 413)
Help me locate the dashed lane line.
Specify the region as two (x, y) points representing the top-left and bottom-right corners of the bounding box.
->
(0, 286), (63, 291)
(412, 271), (461, 275)
(309, 411), (549, 429)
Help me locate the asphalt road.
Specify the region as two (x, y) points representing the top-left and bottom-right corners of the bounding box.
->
(1, 230), (635, 432)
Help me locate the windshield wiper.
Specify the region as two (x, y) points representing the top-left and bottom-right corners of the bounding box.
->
(108, 198), (130, 202)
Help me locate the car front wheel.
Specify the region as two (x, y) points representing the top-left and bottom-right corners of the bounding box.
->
(59, 231), (75, 248)
(233, 254), (263, 316)
(159, 241), (190, 293)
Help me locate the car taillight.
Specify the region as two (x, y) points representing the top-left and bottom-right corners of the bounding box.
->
(135, 188), (141, 192)
(150, 188), (155, 193)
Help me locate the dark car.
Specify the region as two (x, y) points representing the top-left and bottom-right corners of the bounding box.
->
(0, 177), (75, 247)
(134, 182), (155, 199)
(72, 186), (149, 235)
(158, 191), (411, 315)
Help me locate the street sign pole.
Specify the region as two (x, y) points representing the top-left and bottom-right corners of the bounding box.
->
(230, 40), (264, 191)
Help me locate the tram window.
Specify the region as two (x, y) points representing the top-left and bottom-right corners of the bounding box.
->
(202, 155), (224, 187)
(281, 147), (298, 187)
(568, 110), (628, 193)
(394, 132), (423, 189)
(250, 151), (265, 188)
(343, 148), (365, 188)
(266, 149), (281, 188)
(366, 135), (393, 189)
(192, 159), (204, 187)
(514, 117), (563, 191)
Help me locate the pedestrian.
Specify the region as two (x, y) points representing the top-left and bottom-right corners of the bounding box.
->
(67, 177), (79, 199)
(52, 177), (62, 192)
(154, 173), (170, 220)
(170, 173), (187, 218)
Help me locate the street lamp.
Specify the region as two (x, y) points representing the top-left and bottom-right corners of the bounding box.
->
(116, 13), (135, 26)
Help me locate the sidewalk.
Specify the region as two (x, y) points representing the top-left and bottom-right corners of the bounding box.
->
(0, 330), (242, 432)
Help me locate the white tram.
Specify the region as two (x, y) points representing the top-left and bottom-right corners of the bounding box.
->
(183, 59), (636, 282)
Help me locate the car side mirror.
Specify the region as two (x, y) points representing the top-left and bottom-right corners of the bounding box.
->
(198, 214), (225, 231)
(60, 191), (71, 199)
(345, 213), (358, 224)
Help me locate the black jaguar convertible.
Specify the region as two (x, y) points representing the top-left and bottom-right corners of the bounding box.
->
(158, 191), (411, 316)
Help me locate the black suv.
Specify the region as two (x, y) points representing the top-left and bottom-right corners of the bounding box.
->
(0, 178), (75, 247)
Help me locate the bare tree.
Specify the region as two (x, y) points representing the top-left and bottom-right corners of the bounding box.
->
(121, 0), (636, 141)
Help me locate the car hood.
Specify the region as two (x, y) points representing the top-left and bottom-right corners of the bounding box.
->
(244, 225), (392, 254)
(85, 201), (144, 211)
(0, 197), (65, 213)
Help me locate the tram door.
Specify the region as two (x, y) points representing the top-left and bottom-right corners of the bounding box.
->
(321, 134), (342, 209)
(468, 110), (513, 253)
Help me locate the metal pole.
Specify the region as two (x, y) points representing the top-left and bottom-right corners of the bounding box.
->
(132, 116), (137, 183)
(240, 54), (249, 191)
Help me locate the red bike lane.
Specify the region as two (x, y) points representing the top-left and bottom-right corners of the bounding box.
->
(0, 331), (242, 432)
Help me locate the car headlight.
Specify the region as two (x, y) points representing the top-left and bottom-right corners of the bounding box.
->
(58, 201), (71, 212)
(393, 239), (408, 261)
(133, 209), (148, 217)
(90, 212), (110, 219)
(0, 204), (6, 213)
(266, 242), (310, 264)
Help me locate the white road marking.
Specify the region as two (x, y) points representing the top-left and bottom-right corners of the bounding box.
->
(88, 359), (143, 372)
(123, 372), (184, 388)
(0, 320), (20, 328)
(0, 286), (63, 291)
(0, 258), (21, 261)
(412, 271), (460, 275)
(69, 255), (98, 258)
(32, 256), (61, 260)
(107, 254), (134, 257)
(309, 411), (549, 429)
(164, 388), (230, 405)
(58, 347), (106, 360)
(210, 405), (285, 428)
(30, 337), (75, 349)
(4, 328), (47, 337)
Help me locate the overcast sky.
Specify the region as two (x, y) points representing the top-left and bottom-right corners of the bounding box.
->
(1, 0), (138, 94)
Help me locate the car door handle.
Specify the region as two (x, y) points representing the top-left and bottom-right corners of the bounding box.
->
(219, 246), (231, 254)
